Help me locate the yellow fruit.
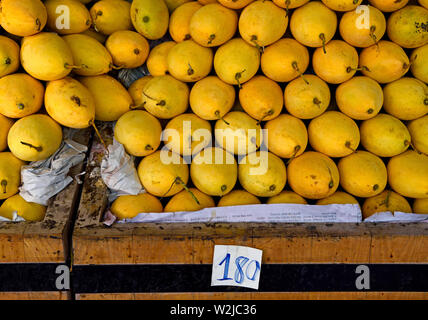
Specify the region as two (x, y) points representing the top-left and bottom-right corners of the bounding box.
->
(164, 188), (215, 212)
(217, 0), (254, 9)
(90, 0), (132, 35)
(239, 76), (283, 122)
(368, 0), (409, 12)
(141, 75), (189, 119)
(0, 194), (46, 221)
(312, 40), (359, 84)
(111, 193), (163, 219)
(339, 5), (386, 48)
(164, 0), (193, 12)
(0, 152), (25, 200)
(214, 38), (260, 87)
(287, 151), (339, 199)
(0, 35), (20, 78)
(272, 0), (309, 10)
(360, 113), (411, 157)
(359, 40), (410, 84)
(383, 77), (428, 120)
(284, 74), (330, 119)
(362, 190), (411, 219)
(190, 76), (235, 121)
(336, 76), (383, 120)
(308, 111), (360, 158)
(189, 3), (238, 47)
(20, 32), (74, 81)
(167, 40), (213, 82)
(411, 44), (428, 83)
(106, 31), (150, 69)
(261, 38), (309, 83)
(0, 115), (13, 152)
(413, 198), (428, 214)
(138, 150), (189, 197)
(164, 113), (212, 156)
(264, 114), (307, 159)
(0, 74), (44, 119)
(239, 151), (286, 197)
(316, 192), (359, 205)
(169, 2), (202, 43)
(128, 75), (153, 108)
(146, 41), (176, 76)
(218, 190), (261, 206)
(63, 34), (113, 76)
(387, 5), (428, 49)
(420, 0), (428, 9)
(290, 1), (337, 49)
(215, 111), (263, 155)
(0, 0), (47, 37)
(239, 0), (288, 48)
(321, 0), (362, 11)
(82, 28), (107, 44)
(114, 110), (162, 157)
(191, 147), (237, 196)
(408, 115), (428, 155)
(80, 75), (133, 122)
(267, 191), (307, 204)
(131, 0), (169, 40)
(8, 114), (63, 162)
(198, 0), (218, 4)
(45, 0), (91, 35)
(388, 150), (428, 199)
(338, 151), (387, 198)
(45, 77), (95, 129)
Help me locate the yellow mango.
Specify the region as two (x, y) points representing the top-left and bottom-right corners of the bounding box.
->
(90, 0), (132, 35)
(131, 0), (169, 40)
(0, 74), (44, 119)
(0, 35), (20, 78)
(8, 114), (63, 162)
(80, 75), (133, 122)
(0, 152), (25, 200)
(218, 190), (261, 207)
(287, 151), (339, 199)
(111, 193), (163, 220)
(0, 0), (47, 37)
(45, 77), (95, 129)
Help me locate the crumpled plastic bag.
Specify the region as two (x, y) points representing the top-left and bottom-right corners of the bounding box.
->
(118, 65), (150, 88)
(19, 139), (88, 206)
(100, 139), (144, 204)
(0, 211), (25, 222)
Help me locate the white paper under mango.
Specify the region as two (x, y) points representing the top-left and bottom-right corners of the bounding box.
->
(364, 211), (428, 223)
(117, 203), (362, 223)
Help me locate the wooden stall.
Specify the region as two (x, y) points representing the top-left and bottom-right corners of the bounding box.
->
(72, 125), (428, 300)
(0, 129), (91, 300)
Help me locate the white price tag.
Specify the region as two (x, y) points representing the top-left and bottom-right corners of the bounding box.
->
(211, 245), (262, 290)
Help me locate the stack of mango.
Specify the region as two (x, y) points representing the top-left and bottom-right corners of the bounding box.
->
(1, 0), (427, 222)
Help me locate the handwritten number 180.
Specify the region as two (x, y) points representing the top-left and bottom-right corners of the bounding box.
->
(218, 253), (261, 284)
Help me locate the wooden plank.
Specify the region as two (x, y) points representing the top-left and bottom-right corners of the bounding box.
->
(74, 222), (428, 265)
(76, 293), (135, 300)
(73, 225), (134, 265)
(0, 223), (26, 263)
(367, 223), (428, 263)
(28, 291), (69, 300)
(0, 291), (69, 300)
(75, 292), (428, 300)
